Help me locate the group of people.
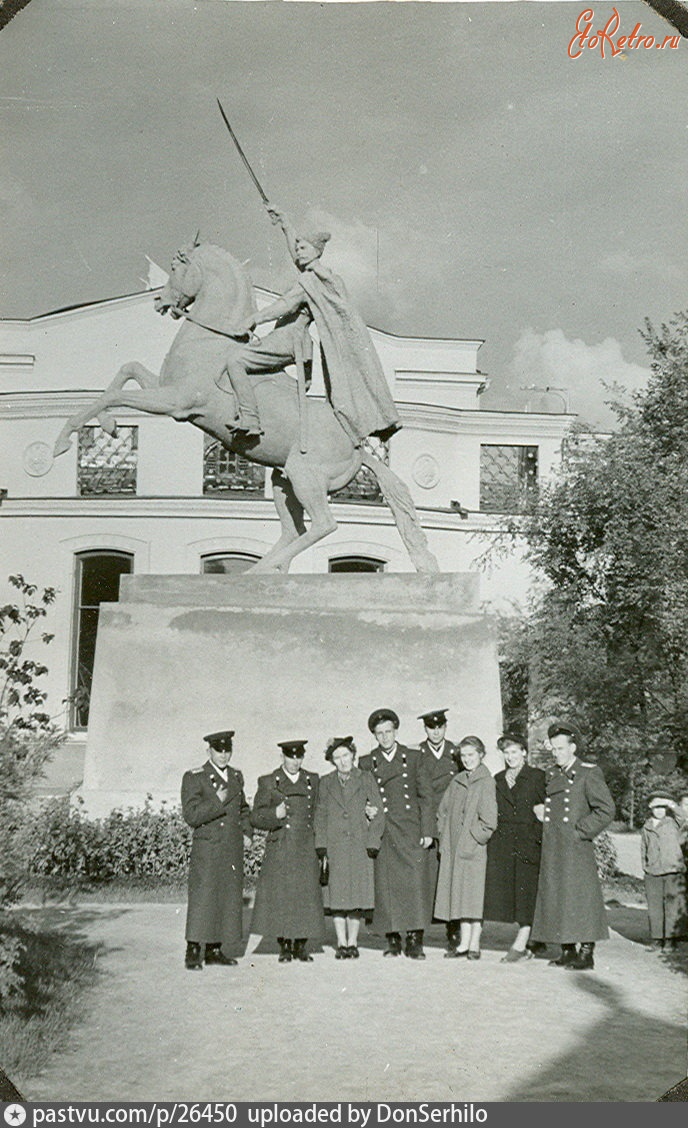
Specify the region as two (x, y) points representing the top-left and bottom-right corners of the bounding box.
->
(181, 708), (629, 972)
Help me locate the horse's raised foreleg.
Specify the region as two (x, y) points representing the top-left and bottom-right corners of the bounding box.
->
(255, 453), (338, 573)
(249, 469), (307, 573)
(53, 362), (161, 456)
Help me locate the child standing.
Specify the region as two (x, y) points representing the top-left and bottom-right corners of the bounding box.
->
(641, 790), (685, 951)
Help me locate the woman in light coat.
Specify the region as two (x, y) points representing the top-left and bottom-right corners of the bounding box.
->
(434, 735), (498, 960)
(314, 736), (385, 958)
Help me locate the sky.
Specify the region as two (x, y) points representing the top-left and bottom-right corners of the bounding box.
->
(1, 0), (686, 426)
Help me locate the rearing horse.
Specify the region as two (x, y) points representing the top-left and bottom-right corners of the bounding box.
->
(53, 242), (439, 574)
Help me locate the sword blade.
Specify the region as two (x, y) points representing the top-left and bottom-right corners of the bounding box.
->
(216, 98), (269, 204)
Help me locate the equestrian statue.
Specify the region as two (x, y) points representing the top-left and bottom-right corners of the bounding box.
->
(53, 103), (438, 573)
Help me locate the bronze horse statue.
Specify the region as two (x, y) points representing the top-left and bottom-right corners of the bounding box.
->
(53, 241), (439, 574)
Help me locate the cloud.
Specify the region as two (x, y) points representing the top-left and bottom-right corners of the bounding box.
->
(506, 328), (650, 430)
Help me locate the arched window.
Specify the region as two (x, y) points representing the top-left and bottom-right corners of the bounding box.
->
(201, 553), (260, 574)
(71, 551), (133, 729)
(329, 556), (386, 573)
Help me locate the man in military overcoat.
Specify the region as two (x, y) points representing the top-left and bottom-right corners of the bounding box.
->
(417, 708), (461, 950)
(359, 709), (435, 959)
(181, 730), (252, 970)
(250, 740), (324, 962)
(530, 722), (615, 970)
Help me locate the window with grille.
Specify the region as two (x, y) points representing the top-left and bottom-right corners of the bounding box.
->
(71, 551), (133, 729)
(329, 556), (386, 573)
(77, 426), (138, 496)
(203, 437), (266, 494)
(479, 445), (538, 514)
(332, 439), (388, 503)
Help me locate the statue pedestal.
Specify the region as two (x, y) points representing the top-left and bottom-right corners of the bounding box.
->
(79, 574), (502, 815)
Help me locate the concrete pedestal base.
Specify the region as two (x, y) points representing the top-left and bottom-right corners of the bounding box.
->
(79, 573), (502, 814)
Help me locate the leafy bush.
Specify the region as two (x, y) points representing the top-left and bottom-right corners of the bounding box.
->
(594, 830), (618, 882)
(620, 768), (688, 826)
(28, 799), (267, 891)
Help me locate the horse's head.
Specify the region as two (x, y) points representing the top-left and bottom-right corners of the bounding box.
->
(154, 239), (257, 328)
(155, 237), (205, 318)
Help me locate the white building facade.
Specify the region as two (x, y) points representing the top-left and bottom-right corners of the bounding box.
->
(0, 282), (572, 792)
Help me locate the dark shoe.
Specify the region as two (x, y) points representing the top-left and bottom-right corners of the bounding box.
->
(564, 942), (595, 971)
(444, 947), (468, 959)
(405, 930), (426, 960)
(293, 938), (313, 962)
(526, 941), (548, 957)
(445, 920), (461, 954)
(278, 938), (293, 963)
(185, 942), (203, 970)
(383, 932), (402, 957)
(347, 946), (360, 959)
(335, 945), (349, 960)
(548, 944), (578, 967)
(466, 949), (481, 961)
(204, 945), (238, 966)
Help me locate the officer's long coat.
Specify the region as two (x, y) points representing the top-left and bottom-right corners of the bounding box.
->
(434, 761), (498, 920)
(358, 744), (435, 933)
(530, 758), (615, 944)
(250, 767), (324, 939)
(181, 760), (252, 955)
(419, 739), (460, 917)
(483, 764), (546, 925)
(314, 767), (385, 912)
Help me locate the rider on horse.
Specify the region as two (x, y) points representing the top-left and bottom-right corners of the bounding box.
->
(224, 205), (401, 445)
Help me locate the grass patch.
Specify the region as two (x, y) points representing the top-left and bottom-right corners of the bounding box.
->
(22, 877), (187, 905)
(0, 909), (100, 1082)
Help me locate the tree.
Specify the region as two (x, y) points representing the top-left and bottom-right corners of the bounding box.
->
(0, 575), (61, 1004)
(516, 312), (688, 815)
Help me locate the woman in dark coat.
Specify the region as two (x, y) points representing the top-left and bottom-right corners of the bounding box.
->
(483, 733), (546, 962)
(434, 735), (498, 960)
(314, 736), (385, 958)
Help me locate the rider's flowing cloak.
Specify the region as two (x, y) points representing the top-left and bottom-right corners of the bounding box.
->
(297, 261), (401, 445)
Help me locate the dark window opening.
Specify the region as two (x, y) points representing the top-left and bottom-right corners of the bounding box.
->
(71, 551), (133, 729)
(329, 556), (386, 573)
(201, 554), (260, 574)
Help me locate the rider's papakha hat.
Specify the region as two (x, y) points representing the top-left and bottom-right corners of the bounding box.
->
(204, 730), (235, 748)
(278, 740), (308, 758)
(302, 231), (331, 255)
(419, 709), (449, 727)
(368, 708), (400, 733)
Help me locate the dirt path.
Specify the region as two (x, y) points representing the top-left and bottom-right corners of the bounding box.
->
(17, 906), (685, 1102)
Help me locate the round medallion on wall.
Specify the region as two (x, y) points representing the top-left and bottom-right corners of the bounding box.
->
(23, 441), (54, 477)
(412, 453), (440, 489)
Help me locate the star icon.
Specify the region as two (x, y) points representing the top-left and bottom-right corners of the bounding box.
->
(4, 1107), (26, 1126)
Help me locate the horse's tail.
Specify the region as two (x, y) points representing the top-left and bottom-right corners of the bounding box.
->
(360, 451), (440, 574)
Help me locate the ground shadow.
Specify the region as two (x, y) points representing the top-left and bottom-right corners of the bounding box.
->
(504, 973), (686, 1101)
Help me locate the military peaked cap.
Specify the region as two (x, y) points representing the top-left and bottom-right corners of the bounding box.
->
(278, 740), (308, 757)
(419, 708), (449, 727)
(368, 708), (400, 733)
(204, 730), (234, 747)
